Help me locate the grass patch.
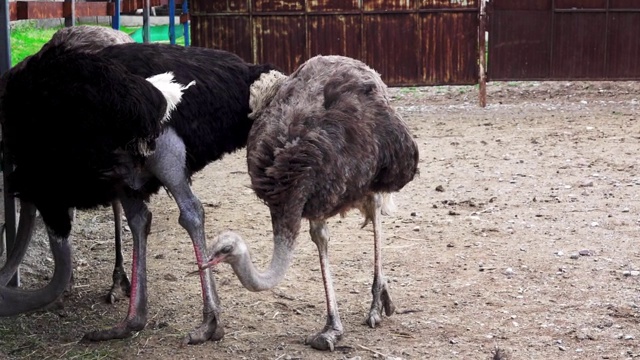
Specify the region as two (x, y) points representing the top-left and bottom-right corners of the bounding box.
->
(9, 23), (183, 66)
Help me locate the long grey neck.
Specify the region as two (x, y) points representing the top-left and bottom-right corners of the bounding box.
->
(231, 235), (294, 292)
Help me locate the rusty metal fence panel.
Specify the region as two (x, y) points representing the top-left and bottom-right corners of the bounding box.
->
(190, 0), (479, 86)
(488, 0), (640, 80)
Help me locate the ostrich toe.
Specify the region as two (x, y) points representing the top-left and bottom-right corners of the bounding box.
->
(305, 325), (343, 351)
(366, 283), (396, 328)
(106, 268), (131, 304)
(182, 313), (225, 345)
(82, 321), (144, 342)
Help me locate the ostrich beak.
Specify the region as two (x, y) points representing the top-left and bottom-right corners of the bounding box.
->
(186, 256), (222, 277)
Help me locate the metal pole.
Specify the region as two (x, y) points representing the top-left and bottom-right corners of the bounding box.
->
(182, 0), (189, 47)
(0, 0), (19, 287)
(143, 0), (150, 43)
(169, 0), (175, 44)
(0, 0), (9, 73)
(478, 0), (487, 108)
(112, 0), (121, 30)
(64, 0), (75, 27)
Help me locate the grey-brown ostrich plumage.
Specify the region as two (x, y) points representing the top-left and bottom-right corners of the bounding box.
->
(204, 55), (419, 351)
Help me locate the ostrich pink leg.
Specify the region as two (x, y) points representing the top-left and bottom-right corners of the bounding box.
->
(364, 193), (395, 327)
(146, 129), (222, 345)
(305, 220), (344, 351)
(172, 184), (224, 345)
(83, 196), (150, 341)
(106, 200), (131, 304)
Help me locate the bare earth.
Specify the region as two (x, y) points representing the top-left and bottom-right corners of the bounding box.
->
(1, 81), (639, 360)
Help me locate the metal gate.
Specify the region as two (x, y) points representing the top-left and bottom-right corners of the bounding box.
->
(487, 0), (640, 80)
(189, 0), (480, 86)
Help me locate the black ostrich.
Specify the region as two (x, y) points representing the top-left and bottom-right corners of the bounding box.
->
(201, 55), (420, 350)
(0, 33), (276, 345)
(0, 25), (136, 305)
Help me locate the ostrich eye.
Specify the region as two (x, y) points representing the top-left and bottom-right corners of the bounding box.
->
(220, 245), (233, 254)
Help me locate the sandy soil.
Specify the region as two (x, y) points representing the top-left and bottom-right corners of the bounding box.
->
(1, 80), (639, 360)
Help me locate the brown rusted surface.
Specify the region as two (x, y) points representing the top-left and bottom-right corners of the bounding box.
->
(191, 0), (480, 86)
(10, 0), (158, 20)
(611, 0), (640, 9)
(307, 0), (359, 12)
(555, 0), (606, 9)
(552, 13), (607, 78)
(9, 1), (17, 21)
(252, 0), (303, 12)
(191, 15), (252, 60)
(421, 12), (478, 85)
(363, 0), (414, 12)
(17, 1), (63, 20)
(487, 0), (552, 80)
(489, 0), (640, 80)
(253, 15), (306, 74)
(491, 0), (550, 11)
(364, 14), (420, 85)
(607, 12), (640, 78)
(307, 15), (361, 60)
(419, 0), (478, 9)
(68, 2), (112, 17)
(121, 0), (164, 13)
(192, 0), (248, 13)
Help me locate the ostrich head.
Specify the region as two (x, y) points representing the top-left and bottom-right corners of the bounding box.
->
(197, 230), (294, 292)
(201, 231), (247, 269)
(248, 70), (287, 120)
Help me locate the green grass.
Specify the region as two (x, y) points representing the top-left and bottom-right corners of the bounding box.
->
(9, 23), (184, 66)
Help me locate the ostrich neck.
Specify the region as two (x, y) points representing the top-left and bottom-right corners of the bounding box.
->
(231, 235), (294, 292)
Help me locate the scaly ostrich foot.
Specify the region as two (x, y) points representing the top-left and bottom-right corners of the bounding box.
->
(305, 325), (344, 351)
(365, 283), (396, 328)
(106, 268), (131, 304)
(182, 312), (224, 345)
(82, 320), (145, 342)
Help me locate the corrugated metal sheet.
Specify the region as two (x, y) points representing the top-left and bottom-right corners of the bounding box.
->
(253, 16), (306, 72)
(488, 9), (551, 79)
(192, 16), (252, 60)
(607, 12), (640, 78)
(552, 13), (607, 78)
(489, 0), (640, 80)
(307, 15), (362, 60)
(364, 14), (420, 85)
(422, 12), (478, 84)
(190, 0), (480, 86)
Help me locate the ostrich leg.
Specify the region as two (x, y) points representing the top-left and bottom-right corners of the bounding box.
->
(0, 201), (73, 315)
(146, 129), (223, 345)
(83, 196), (151, 340)
(106, 200), (131, 304)
(305, 220), (344, 351)
(364, 193), (395, 328)
(0, 201), (37, 285)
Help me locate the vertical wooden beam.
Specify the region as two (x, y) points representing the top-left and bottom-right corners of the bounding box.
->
(478, 0), (487, 107)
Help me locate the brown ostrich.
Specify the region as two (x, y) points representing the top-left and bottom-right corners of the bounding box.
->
(201, 55), (419, 350)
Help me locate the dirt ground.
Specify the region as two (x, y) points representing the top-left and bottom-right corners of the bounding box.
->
(1, 80), (639, 360)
